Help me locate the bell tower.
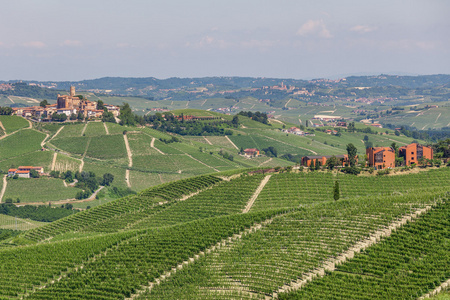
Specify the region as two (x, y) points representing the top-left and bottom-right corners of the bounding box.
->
(70, 86), (75, 97)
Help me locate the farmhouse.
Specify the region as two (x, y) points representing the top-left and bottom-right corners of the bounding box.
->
(366, 147), (396, 169)
(243, 148), (260, 157)
(399, 143), (433, 166)
(301, 155), (349, 167)
(8, 166), (44, 178)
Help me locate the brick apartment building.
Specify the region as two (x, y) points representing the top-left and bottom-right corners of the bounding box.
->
(399, 143), (433, 166)
(366, 147), (396, 169)
(366, 143), (433, 169)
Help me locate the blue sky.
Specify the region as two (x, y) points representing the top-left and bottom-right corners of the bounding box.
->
(0, 0), (448, 81)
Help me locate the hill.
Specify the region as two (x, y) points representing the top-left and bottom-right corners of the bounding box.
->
(0, 112), (427, 207)
(0, 167), (448, 299)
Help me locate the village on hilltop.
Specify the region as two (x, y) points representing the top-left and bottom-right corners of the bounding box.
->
(11, 86), (119, 121)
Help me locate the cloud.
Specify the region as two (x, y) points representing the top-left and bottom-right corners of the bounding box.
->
(350, 25), (377, 33)
(61, 40), (82, 47)
(185, 36), (229, 49)
(297, 20), (332, 38)
(22, 41), (46, 49)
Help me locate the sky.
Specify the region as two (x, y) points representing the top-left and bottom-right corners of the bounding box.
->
(0, 0), (449, 81)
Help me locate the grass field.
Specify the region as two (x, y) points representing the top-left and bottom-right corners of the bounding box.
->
(0, 130), (45, 160)
(83, 121), (107, 137)
(56, 123), (85, 138)
(0, 115), (29, 133)
(85, 135), (127, 160)
(50, 136), (90, 156)
(82, 161), (127, 188)
(127, 132), (161, 156)
(0, 151), (53, 173)
(0, 214), (46, 230)
(3, 177), (77, 203)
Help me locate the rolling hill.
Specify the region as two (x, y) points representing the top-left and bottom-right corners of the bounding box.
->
(0, 166), (448, 299)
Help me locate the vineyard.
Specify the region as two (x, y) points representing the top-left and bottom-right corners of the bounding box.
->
(0, 167), (448, 299)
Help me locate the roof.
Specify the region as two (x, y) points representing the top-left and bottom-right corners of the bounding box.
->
(303, 155), (347, 160)
(16, 170), (30, 174)
(8, 169), (17, 172)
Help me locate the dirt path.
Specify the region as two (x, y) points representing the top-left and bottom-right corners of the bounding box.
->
(203, 136), (213, 145)
(52, 125), (64, 138)
(103, 122), (109, 135)
(123, 134), (132, 187)
(273, 205), (434, 298)
(419, 278), (450, 299)
(185, 154), (219, 172)
(269, 118), (285, 125)
(0, 121), (5, 132)
(0, 175), (7, 202)
(243, 175), (271, 213)
(125, 218), (275, 300)
(81, 122), (88, 136)
(387, 138), (407, 145)
(150, 137), (165, 155)
(200, 99), (208, 107)
(258, 157), (272, 167)
(7, 96), (14, 103)
(125, 169), (131, 188)
(435, 112), (441, 123)
(25, 118), (32, 129)
(123, 134), (133, 167)
(51, 153), (58, 171)
(225, 135), (239, 150)
(40, 133), (50, 148)
(79, 159), (84, 172)
(284, 99), (292, 108)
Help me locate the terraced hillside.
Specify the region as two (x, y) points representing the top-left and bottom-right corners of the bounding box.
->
(0, 167), (448, 299)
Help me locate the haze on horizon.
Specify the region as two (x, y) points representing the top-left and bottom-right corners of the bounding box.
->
(1, 0), (449, 82)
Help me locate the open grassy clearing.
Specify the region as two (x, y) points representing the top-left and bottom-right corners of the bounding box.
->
(56, 123), (85, 138)
(0, 115), (29, 133)
(129, 170), (162, 192)
(0, 214), (46, 231)
(3, 177), (77, 203)
(127, 132), (161, 155)
(0, 151), (53, 173)
(0, 130), (45, 160)
(83, 121), (107, 137)
(50, 136), (89, 156)
(85, 135), (127, 160)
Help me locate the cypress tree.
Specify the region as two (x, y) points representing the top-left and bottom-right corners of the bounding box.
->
(333, 180), (340, 201)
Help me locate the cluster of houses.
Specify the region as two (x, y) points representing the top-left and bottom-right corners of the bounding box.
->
(8, 166), (44, 178)
(12, 87), (119, 120)
(242, 143), (433, 170)
(282, 127), (315, 136)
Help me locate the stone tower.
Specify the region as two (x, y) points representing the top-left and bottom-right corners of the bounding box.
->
(70, 86), (75, 97)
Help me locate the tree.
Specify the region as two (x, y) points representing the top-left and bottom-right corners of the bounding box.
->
(97, 100), (104, 110)
(29, 169), (40, 178)
(119, 103), (135, 126)
(102, 111), (116, 123)
(326, 155), (339, 170)
(40, 99), (49, 107)
(101, 173), (114, 186)
(232, 115), (239, 127)
(346, 143), (357, 167)
(333, 180), (340, 201)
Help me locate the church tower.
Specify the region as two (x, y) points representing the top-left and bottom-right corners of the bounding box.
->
(70, 86), (75, 97)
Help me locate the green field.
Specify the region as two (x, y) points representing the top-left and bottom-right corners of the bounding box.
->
(0, 115), (29, 134)
(0, 167), (446, 299)
(0, 130), (45, 160)
(0, 214), (46, 231)
(3, 177), (77, 203)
